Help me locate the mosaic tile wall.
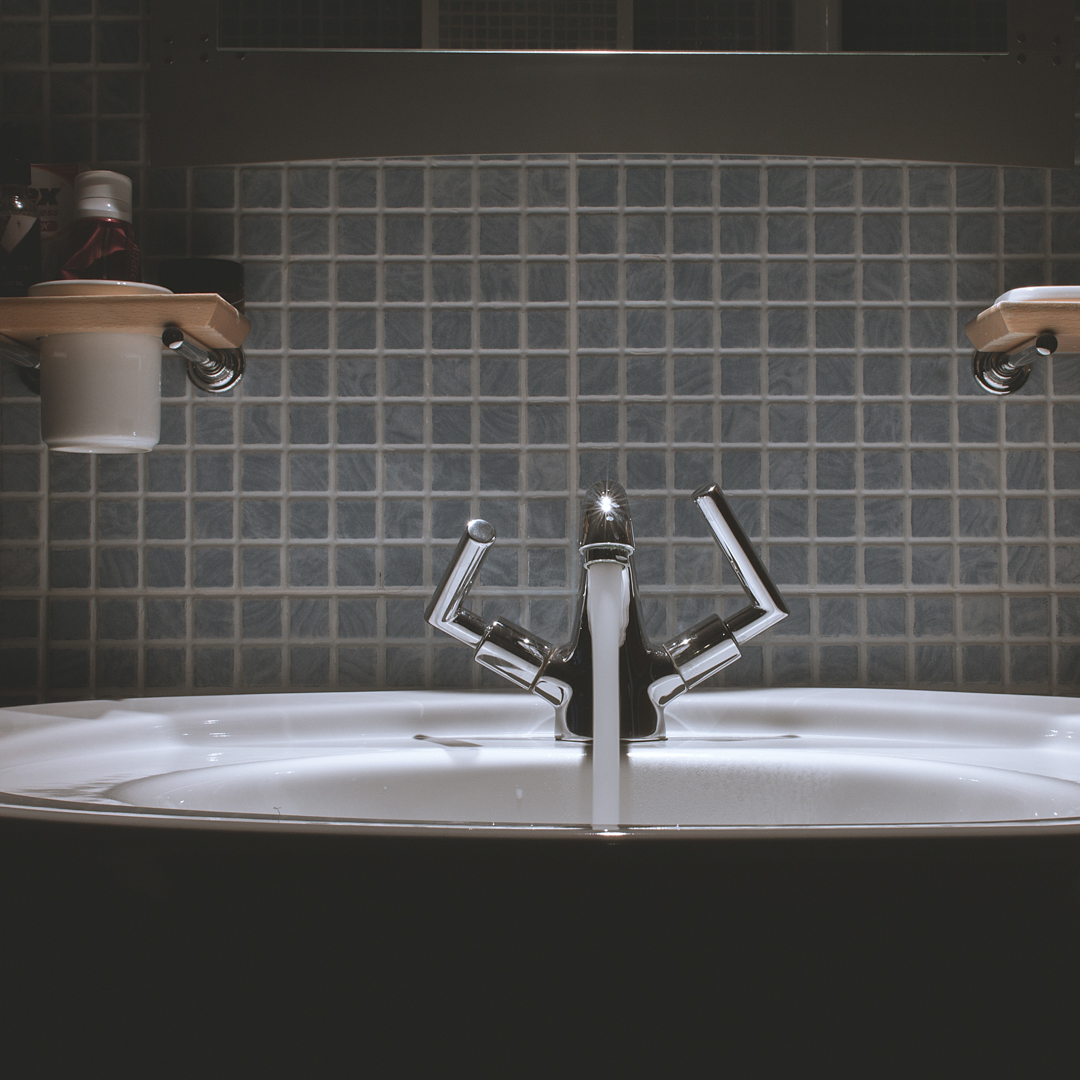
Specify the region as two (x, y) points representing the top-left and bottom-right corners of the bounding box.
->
(3, 2), (1080, 704)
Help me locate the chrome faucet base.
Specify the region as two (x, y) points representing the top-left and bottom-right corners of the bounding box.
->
(426, 481), (788, 741)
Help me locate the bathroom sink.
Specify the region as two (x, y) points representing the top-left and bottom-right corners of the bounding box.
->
(1, 687), (1078, 835)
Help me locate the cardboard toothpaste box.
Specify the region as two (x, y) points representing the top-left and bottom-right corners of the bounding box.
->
(30, 163), (79, 280)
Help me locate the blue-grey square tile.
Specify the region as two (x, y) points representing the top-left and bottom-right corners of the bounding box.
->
(193, 405), (233, 446)
(625, 167), (665, 207)
(625, 262), (664, 303)
(864, 546), (903, 584)
(147, 598), (186, 640)
(194, 453), (233, 493)
(959, 546), (1000, 585)
(241, 215), (282, 256)
(432, 168), (472, 208)
(433, 451), (471, 491)
(432, 357), (471, 398)
(579, 355), (617, 396)
(527, 499), (567, 540)
(241, 598), (280, 640)
(867, 645), (906, 684)
(962, 644), (1001, 684)
(239, 548), (278, 588)
(958, 497), (997, 536)
(816, 498), (854, 537)
(719, 261), (759, 302)
(1008, 450), (1047, 490)
(1007, 498), (1046, 537)
(286, 547), (327, 588)
(386, 600), (427, 639)
(334, 542), (375, 586)
(1009, 596), (1048, 637)
(48, 497), (89, 541)
(910, 450), (950, 489)
(812, 447), (855, 490)
(862, 166), (901, 207)
(863, 451), (902, 490)
(910, 497), (950, 537)
(97, 499), (138, 541)
(479, 215), (519, 255)
(239, 647), (280, 687)
(480, 452), (519, 491)
(767, 308), (807, 349)
(578, 214), (617, 254)
(814, 262), (855, 302)
(813, 214), (854, 255)
(578, 166), (617, 207)
(382, 166), (423, 208)
(813, 308), (855, 349)
(385, 216), (424, 255)
(626, 215), (665, 254)
(479, 403), (519, 444)
(194, 547), (233, 588)
(1008, 544), (1047, 584)
(240, 169), (281, 209)
(955, 166), (995, 207)
(862, 498), (902, 538)
(383, 545), (422, 587)
(383, 451), (423, 492)
(96, 598), (137, 641)
(288, 597), (328, 639)
(50, 599), (90, 642)
(289, 168), (329, 209)
(909, 215), (950, 254)
(910, 403), (950, 444)
(96, 547), (137, 589)
(673, 167), (711, 207)
(911, 544), (952, 584)
(337, 216), (376, 256)
(814, 167), (854, 207)
(194, 646), (233, 689)
(193, 598), (234, 640)
(767, 167), (806, 207)
(914, 596), (953, 637)
(767, 215), (806, 254)
(288, 308), (329, 351)
(331, 360), (375, 402)
(526, 215), (567, 255)
(527, 167), (566, 207)
(719, 167), (758, 207)
(676, 215), (715, 254)
(867, 595), (905, 636)
(431, 216), (470, 255)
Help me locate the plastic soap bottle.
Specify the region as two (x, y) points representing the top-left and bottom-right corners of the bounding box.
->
(0, 157), (42, 297)
(60, 170), (141, 282)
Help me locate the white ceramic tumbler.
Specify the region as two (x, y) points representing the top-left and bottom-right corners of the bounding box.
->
(30, 279), (171, 453)
(39, 331), (162, 452)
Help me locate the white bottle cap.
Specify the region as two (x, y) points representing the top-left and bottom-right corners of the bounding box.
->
(73, 170), (133, 223)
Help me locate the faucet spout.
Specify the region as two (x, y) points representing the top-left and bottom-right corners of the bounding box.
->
(580, 481), (635, 565)
(426, 481), (788, 741)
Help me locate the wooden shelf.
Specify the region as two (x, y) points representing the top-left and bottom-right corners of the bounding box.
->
(0, 293), (250, 351)
(965, 301), (1080, 355)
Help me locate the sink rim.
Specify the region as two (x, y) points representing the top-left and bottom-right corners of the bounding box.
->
(2, 686), (1080, 840)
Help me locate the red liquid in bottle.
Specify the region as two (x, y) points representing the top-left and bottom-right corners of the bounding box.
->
(61, 216), (141, 281)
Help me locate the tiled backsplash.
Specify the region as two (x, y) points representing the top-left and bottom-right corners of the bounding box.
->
(3, 2), (1080, 704)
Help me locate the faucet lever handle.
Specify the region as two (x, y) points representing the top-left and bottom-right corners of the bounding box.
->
(692, 483), (789, 645)
(424, 520), (496, 647)
(661, 485), (789, 694)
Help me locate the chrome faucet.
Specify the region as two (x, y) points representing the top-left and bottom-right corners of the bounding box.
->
(425, 482), (788, 741)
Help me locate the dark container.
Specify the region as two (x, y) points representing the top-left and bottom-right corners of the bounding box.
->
(152, 257), (245, 311)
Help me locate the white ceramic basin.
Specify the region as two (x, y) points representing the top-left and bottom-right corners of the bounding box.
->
(1, 688), (1079, 836)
